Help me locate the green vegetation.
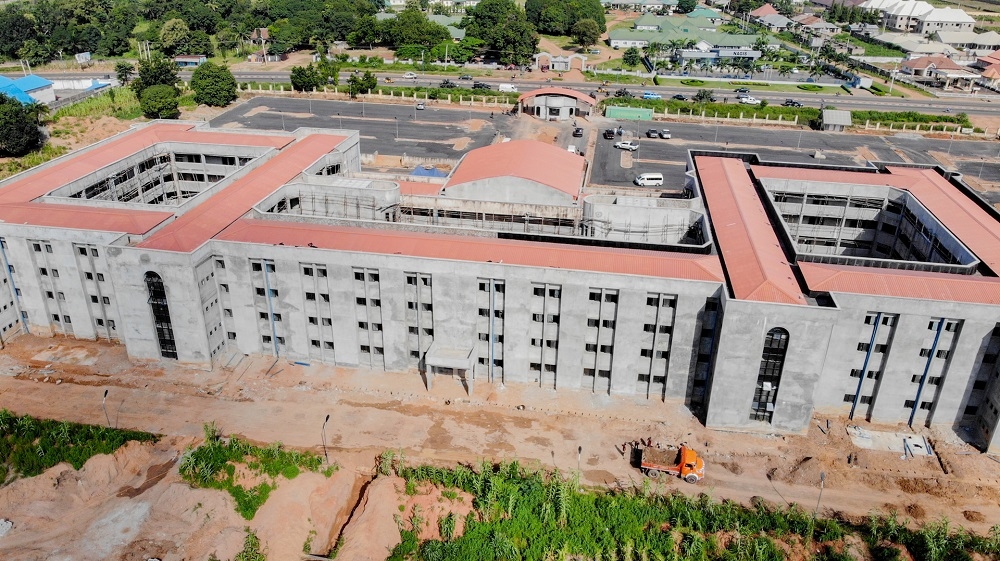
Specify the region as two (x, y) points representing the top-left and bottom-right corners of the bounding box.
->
(850, 110), (972, 130)
(681, 79), (707, 86)
(385, 459), (1000, 560)
(179, 422), (336, 520)
(602, 96), (821, 122)
(798, 84), (824, 91)
(51, 88), (142, 121)
(525, 0), (606, 35)
(234, 528), (267, 561)
(0, 94), (46, 157)
(140, 85), (181, 119)
(0, 144), (68, 182)
(834, 34), (907, 58)
(191, 62), (238, 107)
(0, 409), (157, 485)
(376, 85), (521, 104)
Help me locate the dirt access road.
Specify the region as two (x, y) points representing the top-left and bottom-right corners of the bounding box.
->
(0, 335), (998, 558)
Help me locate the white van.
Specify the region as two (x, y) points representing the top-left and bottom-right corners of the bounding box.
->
(634, 173), (664, 186)
(498, 83), (518, 93)
(567, 145), (577, 154)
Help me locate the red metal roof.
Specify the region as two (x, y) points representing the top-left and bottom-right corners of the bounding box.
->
(800, 261), (1000, 305)
(444, 140), (586, 200)
(138, 134), (347, 253)
(216, 218), (725, 282)
(517, 87), (597, 107)
(398, 181), (444, 196)
(751, 165), (1000, 274)
(696, 156), (806, 305)
(0, 203), (172, 234)
(0, 124), (292, 205)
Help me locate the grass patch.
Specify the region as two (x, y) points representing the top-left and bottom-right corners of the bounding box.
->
(602, 97), (820, 122)
(0, 409), (157, 485)
(375, 85), (520, 103)
(583, 71), (652, 85)
(234, 528), (267, 561)
(851, 110), (971, 129)
(178, 93), (198, 108)
(0, 144), (69, 181)
(179, 422), (337, 520)
(798, 84), (823, 91)
(52, 87), (142, 121)
(387, 459), (1000, 561)
(681, 79), (707, 86)
(834, 33), (906, 58)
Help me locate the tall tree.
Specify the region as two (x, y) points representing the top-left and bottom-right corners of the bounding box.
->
(572, 18), (600, 49)
(677, 0), (697, 14)
(140, 84), (180, 119)
(159, 18), (191, 55)
(131, 57), (179, 94)
(115, 61), (135, 85)
(465, 0), (538, 65)
(622, 46), (641, 68)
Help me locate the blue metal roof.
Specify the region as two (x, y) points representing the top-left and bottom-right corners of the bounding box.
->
(0, 84), (34, 104)
(13, 75), (53, 92)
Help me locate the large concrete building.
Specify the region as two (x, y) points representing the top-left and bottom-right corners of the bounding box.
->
(2, 122), (1000, 453)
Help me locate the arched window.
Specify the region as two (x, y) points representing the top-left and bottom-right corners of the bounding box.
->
(750, 328), (788, 423)
(145, 272), (177, 359)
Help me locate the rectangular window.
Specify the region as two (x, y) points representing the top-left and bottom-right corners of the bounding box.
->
(544, 364), (556, 372)
(407, 275), (417, 285)
(227, 332), (236, 340)
(255, 288), (265, 296)
(32, 243), (41, 252)
(945, 321), (958, 332)
(252, 262), (262, 272)
(599, 345), (613, 354)
(360, 345), (371, 353)
(644, 324), (655, 333)
(532, 314), (543, 322)
(216, 259), (225, 269)
(883, 316), (896, 326)
(646, 296), (658, 306)
(303, 267), (313, 276)
(919, 348), (930, 357)
(46, 291), (53, 299)
(39, 268), (47, 276)
(858, 342), (870, 352)
(91, 295), (99, 303)
(317, 268), (327, 277)
(324, 341), (334, 350)
(640, 348), (653, 357)
(547, 315), (559, 324)
(598, 370), (611, 379)
(45, 244), (52, 253)
(549, 288), (560, 298)
(224, 309), (233, 317)
(311, 339), (321, 348)
(588, 318), (598, 328)
(585, 343), (597, 352)
(97, 273), (104, 281)
(583, 368), (596, 377)
(51, 269), (59, 278)
(605, 293), (618, 303)
(409, 326), (419, 334)
(533, 287), (544, 297)
(545, 340), (558, 349)
(368, 272), (379, 282)
(354, 271), (364, 281)
(844, 394), (856, 402)
(421, 303), (432, 311)
(904, 399), (915, 408)
(322, 318), (332, 326)
(601, 320), (615, 329)
(589, 291), (601, 302)
(920, 401), (933, 411)
(85, 272), (93, 280)
(860, 396), (873, 405)
(936, 349), (950, 359)
(530, 363), (541, 371)
(358, 322), (368, 329)
(655, 350), (668, 359)
(479, 308), (489, 317)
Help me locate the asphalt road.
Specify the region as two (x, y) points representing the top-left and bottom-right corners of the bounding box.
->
(210, 97), (513, 160)
(18, 69), (1000, 116)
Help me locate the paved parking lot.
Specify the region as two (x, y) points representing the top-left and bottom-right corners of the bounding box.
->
(588, 120), (1000, 188)
(211, 97), (514, 160)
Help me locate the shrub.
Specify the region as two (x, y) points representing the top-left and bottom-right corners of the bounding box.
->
(0, 95), (44, 157)
(798, 84), (823, 91)
(178, 423), (330, 520)
(140, 85), (180, 119)
(191, 62), (238, 107)
(681, 79), (706, 86)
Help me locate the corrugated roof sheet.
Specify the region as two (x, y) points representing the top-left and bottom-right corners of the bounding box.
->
(0, 203), (171, 234)
(444, 140), (586, 200)
(0, 124), (293, 205)
(696, 156), (806, 305)
(13, 75), (53, 91)
(800, 261), (1000, 304)
(750, 165), (1000, 274)
(517, 87), (597, 107)
(138, 134), (346, 252)
(216, 218), (726, 281)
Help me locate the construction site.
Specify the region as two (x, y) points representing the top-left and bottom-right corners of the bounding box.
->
(0, 335), (998, 560)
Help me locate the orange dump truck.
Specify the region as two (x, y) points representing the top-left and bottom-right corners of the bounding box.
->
(640, 445), (705, 483)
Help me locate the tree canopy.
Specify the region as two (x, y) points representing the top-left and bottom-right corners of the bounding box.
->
(464, 0), (539, 65)
(139, 84), (180, 118)
(571, 18), (600, 49)
(525, 0), (605, 35)
(131, 56), (179, 95)
(0, 94), (44, 157)
(190, 61), (237, 106)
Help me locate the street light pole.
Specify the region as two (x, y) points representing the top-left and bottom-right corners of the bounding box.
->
(338, 112), (342, 128)
(395, 117), (398, 139)
(812, 471), (826, 523)
(102, 389), (111, 428)
(979, 157), (986, 179)
(888, 63), (898, 95)
(322, 414), (330, 464)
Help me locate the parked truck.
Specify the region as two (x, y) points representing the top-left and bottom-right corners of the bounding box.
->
(640, 445), (705, 483)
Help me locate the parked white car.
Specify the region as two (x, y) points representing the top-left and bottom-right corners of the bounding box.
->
(614, 140), (640, 151)
(403, 72), (418, 79)
(739, 96), (761, 105)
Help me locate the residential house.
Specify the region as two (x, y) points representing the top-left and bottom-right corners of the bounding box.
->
(935, 31), (1000, 52)
(757, 13), (794, 32)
